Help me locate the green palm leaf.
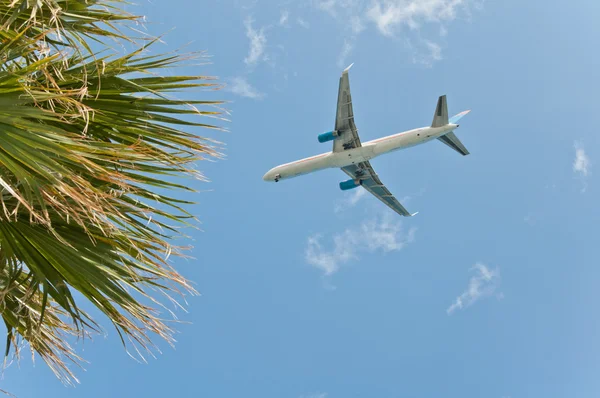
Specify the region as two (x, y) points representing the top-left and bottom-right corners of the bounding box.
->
(0, 0), (224, 384)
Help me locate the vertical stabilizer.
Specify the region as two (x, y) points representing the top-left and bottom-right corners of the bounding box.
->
(431, 95), (448, 128)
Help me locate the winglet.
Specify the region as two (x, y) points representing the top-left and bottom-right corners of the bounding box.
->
(343, 63), (354, 74)
(409, 212), (419, 217)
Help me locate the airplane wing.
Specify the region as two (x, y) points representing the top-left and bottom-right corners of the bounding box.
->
(342, 162), (416, 217)
(333, 64), (361, 152)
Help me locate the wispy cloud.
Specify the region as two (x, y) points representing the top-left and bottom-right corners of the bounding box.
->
(313, 0), (475, 66)
(334, 186), (367, 213)
(299, 393), (328, 398)
(314, 0), (342, 15)
(244, 17), (268, 67)
(313, 0), (362, 64)
(574, 142), (590, 176)
(447, 263), (501, 315)
(424, 40), (442, 64)
(297, 17), (310, 29)
(228, 76), (265, 99)
(337, 39), (354, 68)
(573, 141), (591, 192)
(411, 40), (443, 66)
(350, 15), (365, 34)
(279, 10), (290, 26)
(305, 213), (416, 276)
(366, 0), (468, 36)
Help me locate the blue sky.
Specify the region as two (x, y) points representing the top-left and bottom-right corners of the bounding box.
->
(4, 0), (600, 397)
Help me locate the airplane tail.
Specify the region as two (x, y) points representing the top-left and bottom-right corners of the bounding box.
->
(431, 95), (471, 156)
(438, 131), (470, 156)
(449, 109), (471, 125)
(431, 95), (448, 128)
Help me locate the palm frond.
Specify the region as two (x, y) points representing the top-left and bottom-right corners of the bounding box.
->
(0, 0), (224, 384)
(1, 0), (139, 50)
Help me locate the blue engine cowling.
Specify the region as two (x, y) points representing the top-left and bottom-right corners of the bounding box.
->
(339, 179), (362, 191)
(318, 130), (338, 143)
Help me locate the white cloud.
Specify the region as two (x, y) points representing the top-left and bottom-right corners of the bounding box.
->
(314, 0), (344, 15)
(240, 0), (258, 10)
(350, 15), (365, 34)
(297, 17), (310, 29)
(305, 213), (416, 276)
(244, 17), (267, 67)
(337, 39), (354, 68)
(313, 0), (470, 35)
(416, 40), (443, 66)
(313, 0), (474, 66)
(228, 76), (265, 99)
(299, 393), (328, 398)
(279, 10), (290, 26)
(426, 40), (442, 60)
(334, 186), (367, 213)
(574, 142), (590, 176)
(366, 0), (468, 36)
(447, 263), (500, 315)
(573, 141), (591, 193)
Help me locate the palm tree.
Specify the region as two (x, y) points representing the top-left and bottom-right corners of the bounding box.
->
(0, 0), (223, 384)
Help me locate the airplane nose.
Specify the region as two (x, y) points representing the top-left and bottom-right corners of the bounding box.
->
(263, 169), (274, 181)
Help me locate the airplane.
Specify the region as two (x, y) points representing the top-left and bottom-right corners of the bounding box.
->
(262, 63), (471, 217)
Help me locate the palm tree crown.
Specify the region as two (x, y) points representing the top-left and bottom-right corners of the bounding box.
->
(0, 0), (223, 384)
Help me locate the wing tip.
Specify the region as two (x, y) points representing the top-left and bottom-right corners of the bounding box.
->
(409, 211), (419, 217)
(343, 62), (354, 74)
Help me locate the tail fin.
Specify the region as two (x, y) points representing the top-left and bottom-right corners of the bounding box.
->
(432, 96), (471, 155)
(431, 95), (448, 128)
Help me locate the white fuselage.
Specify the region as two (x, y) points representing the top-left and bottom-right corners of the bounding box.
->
(263, 124), (458, 182)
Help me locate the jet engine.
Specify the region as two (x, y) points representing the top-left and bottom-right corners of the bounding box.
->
(339, 178), (362, 191)
(318, 130), (339, 143)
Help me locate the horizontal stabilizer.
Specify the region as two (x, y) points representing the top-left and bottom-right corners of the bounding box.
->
(449, 109), (471, 124)
(438, 132), (469, 156)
